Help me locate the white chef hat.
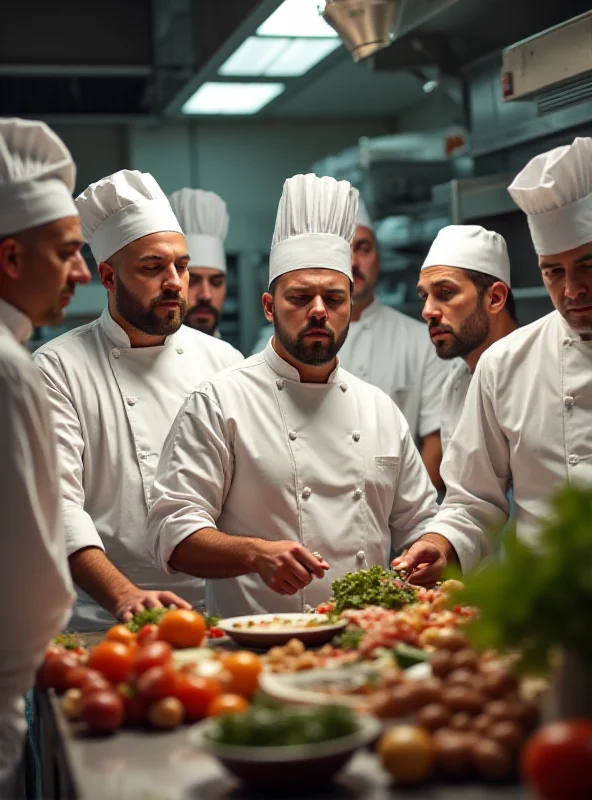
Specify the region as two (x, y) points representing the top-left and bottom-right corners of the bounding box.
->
(508, 137), (592, 256)
(356, 197), (374, 231)
(421, 225), (511, 286)
(76, 169), (182, 264)
(269, 173), (358, 286)
(168, 188), (228, 273)
(0, 117), (78, 237)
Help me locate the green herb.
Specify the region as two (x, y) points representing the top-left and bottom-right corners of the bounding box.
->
(208, 700), (357, 747)
(333, 626), (365, 650)
(205, 615), (221, 629)
(126, 607), (170, 633)
(330, 565), (417, 613)
(458, 485), (592, 673)
(53, 633), (85, 651)
(393, 643), (429, 668)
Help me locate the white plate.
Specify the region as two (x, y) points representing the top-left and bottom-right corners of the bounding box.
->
(217, 613), (348, 648)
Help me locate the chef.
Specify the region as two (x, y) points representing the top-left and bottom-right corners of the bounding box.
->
(34, 169), (243, 632)
(417, 225), (517, 453)
(337, 199), (449, 489)
(397, 136), (592, 579)
(0, 118), (90, 793)
(147, 173), (444, 618)
(169, 188), (229, 337)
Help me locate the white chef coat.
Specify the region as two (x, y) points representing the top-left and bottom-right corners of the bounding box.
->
(430, 311), (592, 573)
(337, 300), (449, 443)
(34, 308), (242, 631)
(440, 360), (473, 455)
(0, 299), (74, 791)
(148, 340), (439, 618)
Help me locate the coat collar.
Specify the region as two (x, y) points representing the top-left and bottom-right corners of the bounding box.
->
(99, 307), (182, 350)
(263, 337), (341, 384)
(0, 298), (33, 343)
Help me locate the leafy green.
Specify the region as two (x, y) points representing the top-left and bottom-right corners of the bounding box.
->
(333, 626), (365, 650)
(205, 615), (221, 629)
(125, 607), (170, 633)
(393, 643), (429, 668)
(330, 566), (417, 613)
(53, 632), (85, 651)
(458, 485), (592, 673)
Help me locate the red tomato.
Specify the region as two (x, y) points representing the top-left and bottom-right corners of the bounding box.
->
(88, 641), (134, 684)
(173, 674), (221, 721)
(522, 719), (592, 800)
(64, 666), (98, 691)
(137, 624), (159, 646)
(222, 651), (262, 697)
(105, 625), (137, 647)
(206, 693), (249, 716)
(131, 641), (172, 677)
(207, 627), (225, 640)
(81, 690), (124, 735)
(37, 652), (79, 693)
(116, 684), (148, 726)
(80, 671), (112, 696)
(158, 610), (206, 649)
(137, 666), (177, 702)
(46, 644), (66, 660)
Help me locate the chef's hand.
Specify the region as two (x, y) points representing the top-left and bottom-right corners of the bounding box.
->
(392, 534), (458, 587)
(114, 589), (192, 622)
(255, 541), (329, 596)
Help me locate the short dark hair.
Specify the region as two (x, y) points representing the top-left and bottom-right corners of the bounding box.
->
(463, 268), (518, 324)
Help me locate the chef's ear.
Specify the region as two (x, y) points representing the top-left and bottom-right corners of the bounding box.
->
(98, 259), (117, 293)
(0, 236), (22, 280)
(487, 281), (509, 316)
(262, 291), (274, 322)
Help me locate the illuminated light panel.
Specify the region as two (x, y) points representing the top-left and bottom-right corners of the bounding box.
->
(181, 82), (285, 115)
(257, 0), (337, 38)
(218, 37), (290, 77)
(265, 38), (341, 77)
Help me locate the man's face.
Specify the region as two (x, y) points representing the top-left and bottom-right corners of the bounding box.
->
(11, 216), (90, 327)
(351, 224), (379, 306)
(263, 269), (351, 366)
(103, 232), (190, 337)
(185, 268), (226, 335)
(539, 242), (592, 335)
(418, 266), (490, 359)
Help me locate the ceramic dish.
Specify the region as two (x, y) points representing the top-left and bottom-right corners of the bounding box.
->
(217, 613), (348, 648)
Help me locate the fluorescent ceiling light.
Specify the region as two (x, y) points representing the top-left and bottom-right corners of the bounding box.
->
(218, 36), (341, 78)
(181, 82), (285, 115)
(257, 0), (337, 38)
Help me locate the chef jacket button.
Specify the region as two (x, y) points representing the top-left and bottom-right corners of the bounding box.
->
(353, 487), (363, 500)
(139, 451), (148, 460)
(564, 395), (575, 408)
(563, 337), (573, 346)
(569, 454), (580, 466)
(276, 379), (285, 390)
(356, 550), (365, 561)
(302, 486), (312, 499)
(112, 348), (121, 359)
(176, 347), (184, 355)
(340, 382), (348, 392)
(352, 431), (360, 442)
(127, 396), (137, 406)
(288, 430), (297, 441)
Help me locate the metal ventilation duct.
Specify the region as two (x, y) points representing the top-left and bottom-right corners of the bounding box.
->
(322, 0), (400, 62)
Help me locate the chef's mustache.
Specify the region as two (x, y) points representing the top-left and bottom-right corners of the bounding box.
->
(428, 321), (455, 335)
(188, 300), (217, 313)
(565, 299), (592, 309)
(352, 267), (365, 282)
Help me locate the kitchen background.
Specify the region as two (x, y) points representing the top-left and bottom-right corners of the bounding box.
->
(5, 0), (591, 353)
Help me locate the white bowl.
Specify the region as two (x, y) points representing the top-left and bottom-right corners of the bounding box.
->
(217, 612), (348, 648)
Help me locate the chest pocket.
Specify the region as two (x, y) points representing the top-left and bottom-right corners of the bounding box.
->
(372, 455), (400, 517)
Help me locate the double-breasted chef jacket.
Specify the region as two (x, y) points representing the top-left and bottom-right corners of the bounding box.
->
(430, 311), (592, 572)
(337, 300), (450, 444)
(440, 360), (472, 455)
(148, 340), (440, 618)
(34, 308), (242, 630)
(0, 299), (73, 789)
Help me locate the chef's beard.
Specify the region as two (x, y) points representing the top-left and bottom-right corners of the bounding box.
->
(430, 300), (490, 360)
(274, 316), (349, 365)
(184, 302), (220, 335)
(115, 273), (187, 336)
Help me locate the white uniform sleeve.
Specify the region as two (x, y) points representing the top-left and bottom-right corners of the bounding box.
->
(34, 351), (104, 555)
(148, 388), (232, 574)
(418, 340), (449, 438)
(0, 359), (73, 733)
(429, 357), (511, 572)
(389, 409), (439, 551)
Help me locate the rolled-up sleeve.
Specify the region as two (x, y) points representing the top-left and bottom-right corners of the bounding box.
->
(429, 358), (510, 572)
(147, 387), (233, 574)
(418, 343), (449, 438)
(34, 352), (104, 555)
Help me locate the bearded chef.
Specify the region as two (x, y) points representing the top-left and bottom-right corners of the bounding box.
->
(0, 118), (90, 793)
(397, 136), (592, 578)
(147, 173), (453, 618)
(337, 199), (449, 490)
(34, 170), (242, 632)
(416, 226), (517, 454)
(169, 188), (229, 338)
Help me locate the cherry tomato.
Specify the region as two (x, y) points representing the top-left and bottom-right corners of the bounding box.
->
(116, 683), (148, 726)
(206, 693), (249, 716)
(131, 641), (172, 677)
(106, 625), (137, 647)
(222, 651), (262, 697)
(88, 641), (134, 684)
(137, 624), (159, 646)
(80, 671), (112, 696)
(137, 666), (178, 701)
(173, 674), (221, 721)
(158, 610), (206, 649)
(64, 666), (99, 691)
(207, 627), (225, 640)
(37, 652), (79, 693)
(81, 690), (124, 735)
(522, 719), (592, 800)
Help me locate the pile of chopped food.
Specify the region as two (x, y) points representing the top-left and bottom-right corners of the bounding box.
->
(262, 638), (359, 674)
(322, 566), (419, 614)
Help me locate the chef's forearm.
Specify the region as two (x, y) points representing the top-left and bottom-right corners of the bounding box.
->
(69, 546), (138, 616)
(169, 527), (261, 578)
(420, 431), (444, 492)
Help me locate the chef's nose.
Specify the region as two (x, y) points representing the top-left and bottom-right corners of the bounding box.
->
(162, 263), (183, 291)
(309, 293), (328, 320)
(421, 295), (441, 322)
(564, 268), (587, 299)
(70, 252), (92, 285)
(197, 280), (213, 302)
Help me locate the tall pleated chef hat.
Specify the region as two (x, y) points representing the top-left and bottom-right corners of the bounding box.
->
(168, 188), (228, 273)
(76, 169), (182, 264)
(421, 225), (511, 286)
(0, 117), (78, 237)
(269, 173), (358, 286)
(356, 197), (374, 231)
(508, 137), (592, 256)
